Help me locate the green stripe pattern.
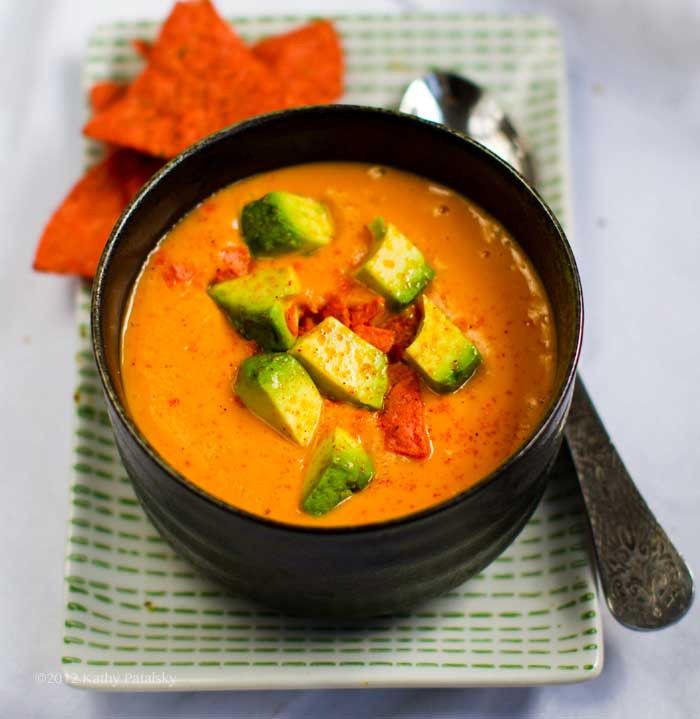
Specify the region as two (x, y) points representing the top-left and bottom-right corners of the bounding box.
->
(64, 14), (598, 689)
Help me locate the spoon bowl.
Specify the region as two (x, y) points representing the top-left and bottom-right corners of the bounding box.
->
(400, 72), (536, 183)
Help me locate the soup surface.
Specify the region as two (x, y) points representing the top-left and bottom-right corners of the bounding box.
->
(122, 162), (556, 527)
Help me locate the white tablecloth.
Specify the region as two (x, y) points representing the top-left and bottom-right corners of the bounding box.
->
(1, 0), (698, 716)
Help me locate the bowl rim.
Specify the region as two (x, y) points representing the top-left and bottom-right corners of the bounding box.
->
(92, 104), (583, 536)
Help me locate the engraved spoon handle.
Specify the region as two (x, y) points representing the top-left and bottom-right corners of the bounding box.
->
(564, 377), (694, 629)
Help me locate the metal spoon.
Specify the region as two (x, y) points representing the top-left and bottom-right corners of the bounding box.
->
(400, 71), (694, 630)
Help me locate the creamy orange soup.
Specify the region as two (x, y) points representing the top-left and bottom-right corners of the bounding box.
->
(121, 162), (556, 527)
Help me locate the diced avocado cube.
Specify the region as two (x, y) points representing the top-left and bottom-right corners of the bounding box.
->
(241, 191), (334, 256)
(357, 217), (435, 308)
(208, 267), (300, 351)
(302, 428), (375, 516)
(290, 317), (389, 410)
(234, 353), (322, 447)
(404, 296), (481, 393)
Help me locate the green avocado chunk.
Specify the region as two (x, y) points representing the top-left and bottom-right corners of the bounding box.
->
(208, 266), (300, 351)
(241, 191), (334, 256)
(302, 428), (375, 516)
(289, 317), (389, 410)
(404, 296), (481, 393)
(357, 217), (435, 308)
(234, 353), (322, 447)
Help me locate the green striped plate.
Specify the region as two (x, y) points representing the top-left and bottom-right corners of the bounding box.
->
(63, 14), (601, 690)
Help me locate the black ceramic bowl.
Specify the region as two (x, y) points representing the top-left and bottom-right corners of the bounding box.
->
(92, 105), (583, 617)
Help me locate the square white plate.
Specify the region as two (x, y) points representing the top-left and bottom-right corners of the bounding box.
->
(62, 13), (601, 690)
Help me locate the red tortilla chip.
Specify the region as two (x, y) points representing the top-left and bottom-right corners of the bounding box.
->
(348, 296), (385, 329)
(296, 302), (319, 335)
(131, 38), (152, 59)
(381, 306), (421, 361)
(213, 244), (251, 283)
(252, 19), (343, 105)
(161, 261), (195, 288)
(33, 150), (161, 278)
(380, 364), (431, 459)
(89, 81), (127, 112)
(354, 324), (395, 354)
(83, 0), (284, 158)
(320, 294), (351, 326)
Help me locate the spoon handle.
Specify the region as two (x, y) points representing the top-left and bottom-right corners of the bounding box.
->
(564, 376), (694, 630)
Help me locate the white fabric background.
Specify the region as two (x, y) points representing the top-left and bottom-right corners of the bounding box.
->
(1, 0), (698, 716)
